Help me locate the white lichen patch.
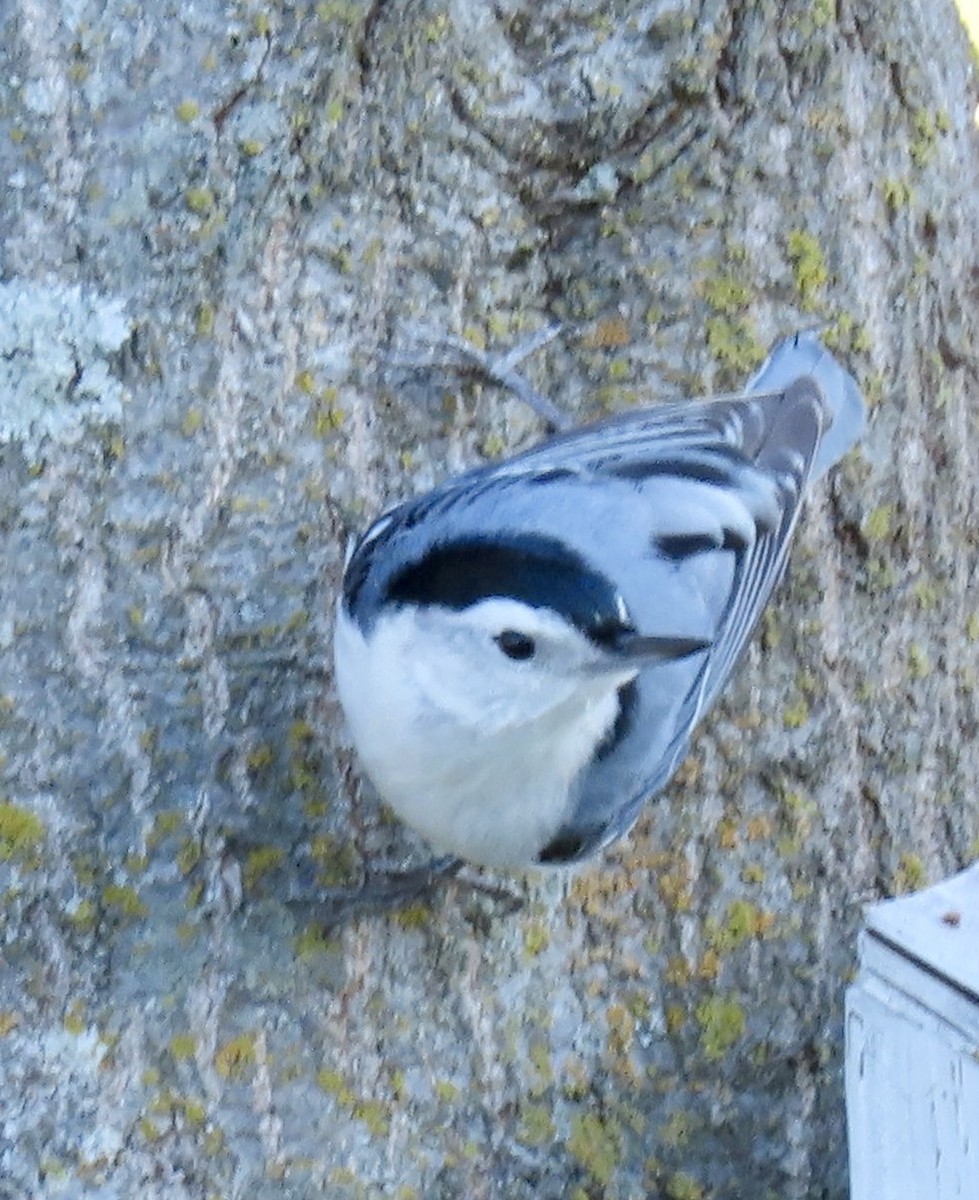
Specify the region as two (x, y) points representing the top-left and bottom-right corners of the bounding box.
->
(0, 279), (131, 452)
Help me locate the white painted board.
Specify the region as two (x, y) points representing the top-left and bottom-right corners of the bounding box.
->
(846, 863), (979, 1200)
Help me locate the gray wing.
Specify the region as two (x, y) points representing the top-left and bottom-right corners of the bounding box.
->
(532, 381), (826, 863)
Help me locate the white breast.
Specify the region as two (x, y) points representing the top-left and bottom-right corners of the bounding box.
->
(333, 602), (622, 867)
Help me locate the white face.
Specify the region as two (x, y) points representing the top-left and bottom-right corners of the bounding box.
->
(396, 597), (633, 732)
(333, 597), (637, 864)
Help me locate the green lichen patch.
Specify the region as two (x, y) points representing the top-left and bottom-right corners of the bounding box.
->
(0, 802), (45, 864)
(567, 1111), (622, 1188)
(786, 230), (829, 310)
(707, 900), (775, 953)
(909, 109), (949, 169)
(695, 994), (746, 1060)
(882, 177), (913, 214)
(782, 696), (810, 730)
(316, 1067), (391, 1136)
(523, 917), (550, 957)
(891, 852), (927, 895)
(862, 504), (894, 541)
(518, 1102), (556, 1147)
(309, 833), (357, 888)
(907, 643), (931, 680)
(666, 1170), (705, 1200)
(175, 99), (200, 123)
(169, 1033), (197, 1061)
(214, 1033), (257, 1080)
(700, 272), (753, 317)
(705, 316), (765, 378)
(102, 883), (148, 919)
(294, 923), (342, 959)
(242, 845), (284, 890)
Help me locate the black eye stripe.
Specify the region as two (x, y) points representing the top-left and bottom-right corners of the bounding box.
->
(495, 630), (536, 660)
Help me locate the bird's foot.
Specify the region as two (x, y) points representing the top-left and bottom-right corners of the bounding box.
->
(286, 855), (525, 930)
(386, 323), (573, 433)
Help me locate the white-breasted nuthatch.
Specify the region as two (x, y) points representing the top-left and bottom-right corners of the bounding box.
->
(333, 332), (865, 869)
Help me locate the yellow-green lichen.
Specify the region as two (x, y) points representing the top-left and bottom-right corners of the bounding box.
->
(316, 1067), (391, 1135)
(518, 1103), (556, 1147)
(246, 743), (275, 774)
(786, 230), (828, 310)
(882, 177), (913, 214)
(149, 1089), (207, 1128)
(175, 99), (200, 122)
(862, 504), (893, 541)
(910, 109), (946, 168)
(664, 955), (691, 987)
(312, 387), (345, 437)
(295, 369), (317, 395)
(480, 432), (507, 459)
(659, 1110), (697, 1149)
(242, 845), (283, 889)
(705, 316), (765, 377)
(665, 1004), (686, 1035)
(912, 579), (942, 610)
(169, 1033), (197, 1061)
(782, 696), (810, 730)
(195, 303), (215, 336)
(567, 1112), (622, 1188)
(68, 898), (97, 931)
(395, 901), (434, 930)
(523, 918), (550, 957)
(665, 1170), (705, 1200)
(695, 994), (746, 1060)
(907, 643), (931, 680)
(185, 187), (215, 216)
(214, 1033), (257, 1080)
(607, 1003), (635, 1058)
(701, 272), (753, 316)
(63, 1001), (87, 1034)
(697, 949), (721, 982)
(181, 408), (203, 437)
(102, 883), (148, 919)
(294, 923), (341, 958)
(0, 802), (44, 863)
(656, 860), (693, 912)
(176, 837), (201, 876)
(707, 900), (774, 953)
(309, 833), (356, 888)
(746, 814), (773, 841)
(892, 852), (927, 895)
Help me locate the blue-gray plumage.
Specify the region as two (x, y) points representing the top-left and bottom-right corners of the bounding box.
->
(333, 332), (865, 868)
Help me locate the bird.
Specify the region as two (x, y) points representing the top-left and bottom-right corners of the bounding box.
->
(332, 331), (865, 870)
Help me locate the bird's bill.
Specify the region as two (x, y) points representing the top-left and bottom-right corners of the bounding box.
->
(607, 630), (711, 664)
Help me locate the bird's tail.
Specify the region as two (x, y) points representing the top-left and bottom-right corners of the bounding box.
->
(746, 332), (866, 480)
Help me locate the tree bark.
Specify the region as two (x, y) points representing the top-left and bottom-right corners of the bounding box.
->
(1, 1), (977, 1196)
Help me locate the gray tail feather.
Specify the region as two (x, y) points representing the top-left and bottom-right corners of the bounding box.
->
(746, 331), (866, 480)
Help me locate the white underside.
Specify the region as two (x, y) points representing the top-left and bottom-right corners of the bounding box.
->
(333, 603), (623, 867)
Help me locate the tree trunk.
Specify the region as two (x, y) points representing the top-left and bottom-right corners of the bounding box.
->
(1, 1), (977, 1196)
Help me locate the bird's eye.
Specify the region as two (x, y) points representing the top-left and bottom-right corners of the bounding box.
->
(495, 629), (536, 661)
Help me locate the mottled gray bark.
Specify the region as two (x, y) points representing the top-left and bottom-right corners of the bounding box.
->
(1, 1), (977, 1197)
